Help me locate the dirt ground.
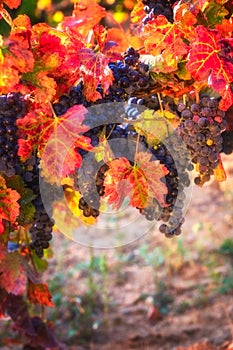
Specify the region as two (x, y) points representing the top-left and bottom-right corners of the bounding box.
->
(43, 153), (233, 350)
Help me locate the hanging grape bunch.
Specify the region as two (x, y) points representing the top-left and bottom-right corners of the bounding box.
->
(177, 96), (227, 186)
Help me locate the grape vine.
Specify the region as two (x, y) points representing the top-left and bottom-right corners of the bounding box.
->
(0, 0), (232, 347)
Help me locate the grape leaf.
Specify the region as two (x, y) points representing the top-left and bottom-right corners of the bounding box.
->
(27, 281), (54, 307)
(215, 19), (233, 38)
(2, 0), (21, 9)
(64, 187), (97, 225)
(128, 163), (149, 208)
(52, 196), (83, 240)
(204, 1), (229, 27)
(17, 105), (92, 184)
(78, 49), (114, 102)
(173, 3), (197, 42)
(5, 15), (34, 73)
(214, 156), (227, 182)
(71, 0), (106, 35)
(104, 153), (168, 210)
(0, 176), (20, 234)
(142, 16), (188, 73)
(94, 130), (114, 163)
(186, 25), (233, 111)
(133, 152), (169, 207)
(134, 109), (177, 147)
(5, 175), (36, 225)
(0, 252), (27, 295)
(106, 28), (129, 53)
(103, 158), (133, 210)
(130, 0), (144, 25)
(0, 240), (5, 262)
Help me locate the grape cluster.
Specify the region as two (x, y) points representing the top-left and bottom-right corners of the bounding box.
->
(142, 0), (177, 24)
(0, 93), (26, 176)
(16, 156), (54, 258)
(29, 196), (54, 258)
(176, 96), (226, 185)
(109, 47), (151, 95)
(77, 163), (109, 218)
(126, 95), (160, 120)
(222, 130), (233, 155)
(78, 117), (191, 236)
(140, 136), (192, 236)
(53, 83), (90, 116)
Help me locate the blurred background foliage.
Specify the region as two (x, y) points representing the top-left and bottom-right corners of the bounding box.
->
(0, 0), (137, 37)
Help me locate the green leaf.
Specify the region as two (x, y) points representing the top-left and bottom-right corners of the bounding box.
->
(33, 253), (48, 273)
(204, 2), (229, 27)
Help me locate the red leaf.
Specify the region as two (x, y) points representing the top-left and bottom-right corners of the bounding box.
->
(186, 25), (233, 111)
(0, 252), (27, 295)
(17, 104), (92, 183)
(0, 176), (20, 234)
(0, 241), (5, 262)
(104, 153), (168, 210)
(27, 281), (54, 307)
(78, 49), (114, 102)
(2, 0), (21, 9)
(104, 158), (132, 210)
(39, 105), (93, 184)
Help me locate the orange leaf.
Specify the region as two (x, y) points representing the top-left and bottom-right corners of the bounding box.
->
(106, 28), (129, 53)
(215, 19), (233, 38)
(143, 16), (188, 73)
(173, 3), (197, 42)
(130, 0), (145, 25)
(129, 165), (149, 208)
(186, 25), (233, 111)
(0, 175), (20, 234)
(27, 281), (54, 307)
(214, 156), (227, 182)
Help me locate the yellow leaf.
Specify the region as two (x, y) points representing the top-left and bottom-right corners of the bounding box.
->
(60, 177), (74, 187)
(94, 129), (114, 163)
(64, 188), (96, 225)
(214, 157), (227, 182)
(134, 109), (176, 147)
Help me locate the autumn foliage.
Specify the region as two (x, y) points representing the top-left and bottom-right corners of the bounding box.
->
(0, 0), (232, 347)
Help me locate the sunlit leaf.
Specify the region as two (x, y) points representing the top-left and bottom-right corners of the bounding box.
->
(27, 281), (54, 307)
(186, 25), (233, 111)
(0, 176), (20, 234)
